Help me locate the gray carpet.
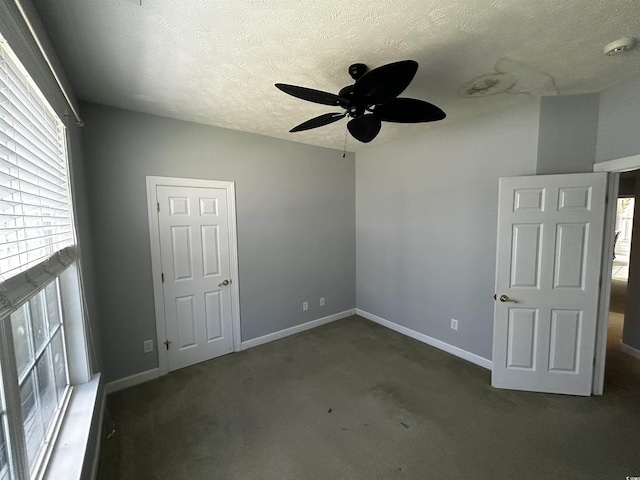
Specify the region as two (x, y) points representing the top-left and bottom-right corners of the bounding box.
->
(98, 315), (640, 480)
(605, 279), (638, 391)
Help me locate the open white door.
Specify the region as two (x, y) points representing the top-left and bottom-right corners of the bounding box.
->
(492, 173), (607, 396)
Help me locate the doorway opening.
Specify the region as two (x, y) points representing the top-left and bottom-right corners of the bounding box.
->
(605, 174), (640, 390)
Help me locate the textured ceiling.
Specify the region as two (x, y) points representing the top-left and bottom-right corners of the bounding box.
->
(35, 0), (640, 152)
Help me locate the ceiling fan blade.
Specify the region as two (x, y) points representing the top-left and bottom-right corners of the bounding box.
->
(373, 98), (446, 123)
(347, 115), (382, 143)
(290, 112), (347, 132)
(275, 83), (343, 106)
(353, 60), (418, 105)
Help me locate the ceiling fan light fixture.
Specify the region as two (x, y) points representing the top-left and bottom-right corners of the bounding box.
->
(603, 37), (636, 56)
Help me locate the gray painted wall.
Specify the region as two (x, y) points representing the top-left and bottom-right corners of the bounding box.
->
(596, 75), (640, 163)
(68, 124), (103, 371)
(536, 94), (599, 175)
(80, 103), (356, 382)
(355, 100), (540, 361)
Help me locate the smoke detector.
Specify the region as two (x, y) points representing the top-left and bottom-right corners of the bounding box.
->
(603, 37), (636, 56)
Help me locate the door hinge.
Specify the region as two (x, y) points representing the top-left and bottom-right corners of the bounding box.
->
(161, 273), (164, 283)
(164, 340), (171, 350)
(157, 201), (160, 212)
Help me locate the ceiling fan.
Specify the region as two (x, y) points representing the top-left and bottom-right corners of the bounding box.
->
(275, 60), (446, 143)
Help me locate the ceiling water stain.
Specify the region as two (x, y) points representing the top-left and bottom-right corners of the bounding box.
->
(458, 72), (516, 97)
(459, 58), (558, 97)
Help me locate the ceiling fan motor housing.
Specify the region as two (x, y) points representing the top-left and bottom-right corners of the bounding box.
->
(338, 85), (368, 117)
(348, 63), (368, 80)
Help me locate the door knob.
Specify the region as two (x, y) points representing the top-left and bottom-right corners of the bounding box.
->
(219, 279), (230, 287)
(499, 294), (517, 303)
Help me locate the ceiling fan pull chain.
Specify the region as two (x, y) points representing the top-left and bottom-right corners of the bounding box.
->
(342, 123), (348, 158)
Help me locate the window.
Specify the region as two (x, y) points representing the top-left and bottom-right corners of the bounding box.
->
(0, 33), (86, 480)
(11, 280), (69, 472)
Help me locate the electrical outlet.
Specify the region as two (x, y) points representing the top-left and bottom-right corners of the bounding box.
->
(320, 297), (325, 306)
(143, 340), (154, 353)
(451, 319), (458, 331)
(303, 301), (309, 311)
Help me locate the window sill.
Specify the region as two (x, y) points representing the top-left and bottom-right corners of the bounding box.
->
(42, 373), (103, 480)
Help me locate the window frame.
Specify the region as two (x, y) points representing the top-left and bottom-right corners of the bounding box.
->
(0, 29), (93, 480)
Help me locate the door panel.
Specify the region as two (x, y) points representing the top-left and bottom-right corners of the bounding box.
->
(511, 224), (542, 287)
(493, 173), (607, 396)
(558, 186), (591, 210)
(507, 308), (537, 369)
(548, 310), (581, 372)
(176, 295), (197, 349)
(514, 188), (544, 211)
(205, 291), (223, 340)
(554, 224), (587, 288)
(157, 185), (234, 371)
(169, 196), (190, 215)
(171, 226), (193, 281)
(199, 198), (218, 216)
(201, 225), (220, 276)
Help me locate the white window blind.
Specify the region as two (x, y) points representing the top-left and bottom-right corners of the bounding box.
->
(0, 37), (72, 283)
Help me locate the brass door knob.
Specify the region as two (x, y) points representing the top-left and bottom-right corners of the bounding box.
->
(499, 294), (517, 303)
(219, 279), (230, 287)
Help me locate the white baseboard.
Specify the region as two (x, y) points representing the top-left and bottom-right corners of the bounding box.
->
(240, 309), (356, 351)
(356, 309), (493, 370)
(620, 342), (640, 361)
(105, 308), (492, 393)
(106, 310), (356, 392)
(105, 368), (160, 394)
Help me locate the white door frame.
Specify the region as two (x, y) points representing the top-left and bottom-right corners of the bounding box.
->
(146, 175), (242, 377)
(592, 154), (640, 394)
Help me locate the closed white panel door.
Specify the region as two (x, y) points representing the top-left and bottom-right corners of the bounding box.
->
(492, 173), (607, 396)
(157, 185), (234, 371)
